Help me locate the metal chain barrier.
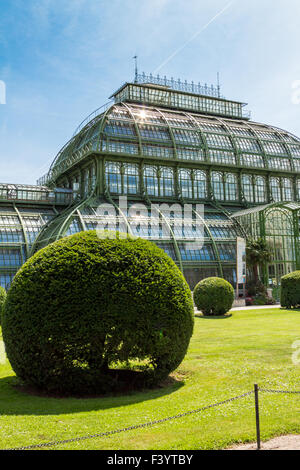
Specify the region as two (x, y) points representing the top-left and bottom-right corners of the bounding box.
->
(4, 390), (254, 451)
(259, 388), (300, 394)
(254, 385), (300, 450)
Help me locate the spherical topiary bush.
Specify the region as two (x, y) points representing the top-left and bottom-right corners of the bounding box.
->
(194, 277), (235, 316)
(2, 231), (194, 395)
(0, 286), (7, 325)
(281, 271), (300, 308)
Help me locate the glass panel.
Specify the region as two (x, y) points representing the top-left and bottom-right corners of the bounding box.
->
(142, 144), (173, 159)
(242, 175), (254, 202)
(65, 217), (82, 236)
(294, 159), (300, 171)
(211, 172), (224, 200)
(254, 130), (278, 140)
(262, 141), (287, 155)
(209, 150), (236, 165)
(155, 242), (177, 261)
(225, 173), (238, 201)
(103, 140), (139, 155)
(178, 169), (192, 199)
(218, 243), (236, 261)
(282, 178), (293, 201)
(254, 176), (267, 203)
(268, 156), (291, 171)
(124, 164), (139, 195)
(240, 153), (265, 168)
(106, 162), (122, 194)
(144, 165), (159, 196)
(0, 273), (15, 289)
(115, 84), (245, 119)
(229, 126), (253, 137)
(179, 242), (216, 261)
(197, 122), (225, 133)
(83, 168), (90, 196)
(236, 138), (261, 153)
(160, 167), (174, 197)
(104, 119), (136, 137)
(172, 128), (201, 145)
(177, 146), (205, 161)
(209, 226), (236, 238)
(139, 124), (171, 141)
(204, 133), (233, 149)
(289, 145), (300, 157)
(0, 248), (22, 267)
(270, 177), (281, 202)
(23, 216), (45, 245)
(194, 170), (207, 199)
(91, 165), (96, 189)
(0, 229), (23, 243)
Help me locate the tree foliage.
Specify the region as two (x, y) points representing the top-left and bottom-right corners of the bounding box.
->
(281, 271), (300, 308)
(2, 231), (194, 395)
(246, 238), (273, 284)
(193, 277), (234, 316)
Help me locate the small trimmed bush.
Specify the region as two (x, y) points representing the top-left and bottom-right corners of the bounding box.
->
(281, 271), (300, 308)
(0, 286), (6, 324)
(194, 277), (235, 316)
(251, 293), (276, 306)
(2, 231), (194, 395)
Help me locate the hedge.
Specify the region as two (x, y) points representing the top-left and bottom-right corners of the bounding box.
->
(2, 231), (194, 395)
(194, 277), (235, 316)
(0, 286), (6, 325)
(281, 271), (300, 308)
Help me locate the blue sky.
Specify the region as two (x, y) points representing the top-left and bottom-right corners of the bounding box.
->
(0, 0), (300, 184)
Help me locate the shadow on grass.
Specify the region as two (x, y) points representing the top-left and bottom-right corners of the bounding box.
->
(195, 313), (232, 320)
(279, 308), (300, 312)
(0, 374), (184, 416)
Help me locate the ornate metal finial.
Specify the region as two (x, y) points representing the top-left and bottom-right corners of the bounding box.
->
(133, 72), (223, 98)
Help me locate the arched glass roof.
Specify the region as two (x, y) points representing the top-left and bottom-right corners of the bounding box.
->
(31, 196), (243, 287)
(43, 102), (300, 185)
(0, 204), (57, 288)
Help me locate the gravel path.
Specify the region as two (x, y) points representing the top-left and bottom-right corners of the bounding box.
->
(230, 304), (281, 311)
(229, 435), (300, 450)
(194, 305), (281, 314)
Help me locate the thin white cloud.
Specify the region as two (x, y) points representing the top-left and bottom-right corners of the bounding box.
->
(153, 0), (236, 73)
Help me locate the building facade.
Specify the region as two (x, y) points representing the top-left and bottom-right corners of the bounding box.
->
(1, 74), (299, 290)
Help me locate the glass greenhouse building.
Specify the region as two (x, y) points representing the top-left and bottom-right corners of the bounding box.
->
(1, 73), (299, 291)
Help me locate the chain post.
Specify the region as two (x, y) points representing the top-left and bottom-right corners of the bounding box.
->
(254, 384), (261, 450)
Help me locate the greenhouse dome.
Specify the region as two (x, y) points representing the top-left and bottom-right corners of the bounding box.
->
(1, 73), (299, 291)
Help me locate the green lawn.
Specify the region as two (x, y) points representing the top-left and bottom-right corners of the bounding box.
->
(1, 308), (300, 450)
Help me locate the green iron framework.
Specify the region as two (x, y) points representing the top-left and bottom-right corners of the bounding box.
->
(0, 75), (299, 289)
(232, 202), (300, 294)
